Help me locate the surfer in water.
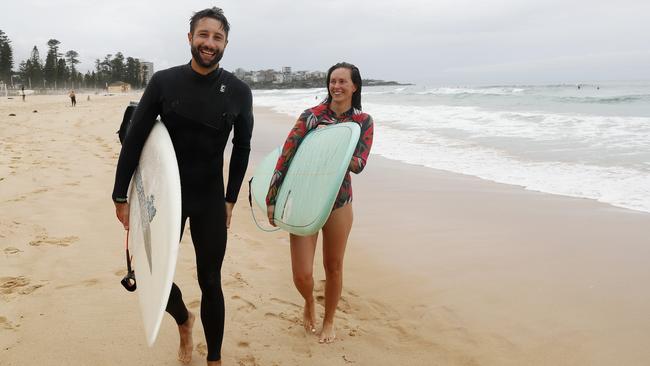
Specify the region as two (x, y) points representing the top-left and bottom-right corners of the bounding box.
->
(266, 62), (374, 343)
(112, 7), (253, 365)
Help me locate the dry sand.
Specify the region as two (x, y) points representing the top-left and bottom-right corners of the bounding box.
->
(1, 94), (649, 365)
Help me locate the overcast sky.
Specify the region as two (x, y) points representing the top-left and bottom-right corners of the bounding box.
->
(2, 0), (649, 85)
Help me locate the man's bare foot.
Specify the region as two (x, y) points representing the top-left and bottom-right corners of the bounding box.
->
(303, 300), (317, 334)
(177, 312), (195, 364)
(207, 361), (222, 366)
(318, 321), (336, 343)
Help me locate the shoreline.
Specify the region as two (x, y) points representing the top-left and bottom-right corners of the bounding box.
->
(254, 105), (650, 216)
(1, 95), (649, 365)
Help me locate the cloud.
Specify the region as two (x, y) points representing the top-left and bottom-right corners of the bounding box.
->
(2, 0), (649, 84)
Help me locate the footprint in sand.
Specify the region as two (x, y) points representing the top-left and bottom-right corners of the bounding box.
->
(264, 311), (300, 326)
(237, 341), (250, 348)
(0, 316), (16, 330)
(0, 276), (43, 295)
(196, 342), (207, 356)
(55, 278), (99, 290)
(187, 300), (200, 309)
(269, 297), (301, 309)
(347, 327), (361, 337)
(237, 355), (259, 366)
(5, 195), (26, 203)
(224, 272), (249, 287)
(231, 295), (257, 311)
(31, 188), (49, 194)
(114, 269), (127, 277)
(3, 247), (22, 255)
(83, 279), (99, 287)
(29, 234), (79, 247)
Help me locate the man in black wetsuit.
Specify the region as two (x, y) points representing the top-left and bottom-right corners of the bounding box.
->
(112, 7), (253, 365)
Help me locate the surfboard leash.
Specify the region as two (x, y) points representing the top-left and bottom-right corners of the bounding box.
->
(248, 178), (281, 232)
(120, 229), (137, 292)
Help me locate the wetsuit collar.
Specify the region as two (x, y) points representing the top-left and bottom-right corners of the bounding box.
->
(185, 61), (222, 80)
(326, 103), (355, 118)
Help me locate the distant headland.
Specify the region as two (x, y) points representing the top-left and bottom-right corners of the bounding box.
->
(233, 67), (411, 90)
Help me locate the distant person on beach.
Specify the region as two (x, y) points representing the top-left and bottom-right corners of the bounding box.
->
(266, 62), (374, 343)
(69, 90), (76, 106)
(21, 85), (25, 102)
(112, 7), (253, 365)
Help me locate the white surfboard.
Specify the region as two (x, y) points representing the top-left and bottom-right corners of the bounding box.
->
(127, 121), (182, 346)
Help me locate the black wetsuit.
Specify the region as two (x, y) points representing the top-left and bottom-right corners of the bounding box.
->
(112, 62), (253, 361)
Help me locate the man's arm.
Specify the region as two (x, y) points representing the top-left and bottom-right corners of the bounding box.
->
(112, 73), (162, 229)
(225, 83), (253, 204)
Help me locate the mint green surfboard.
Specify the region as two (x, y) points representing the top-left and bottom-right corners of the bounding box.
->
(251, 122), (361, 236)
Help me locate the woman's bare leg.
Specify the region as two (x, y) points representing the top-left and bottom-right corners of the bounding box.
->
(320, 204), (353, 343)
(290, 232), (319, 333)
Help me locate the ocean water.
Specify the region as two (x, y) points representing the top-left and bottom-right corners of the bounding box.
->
(253, 81), (650, 213)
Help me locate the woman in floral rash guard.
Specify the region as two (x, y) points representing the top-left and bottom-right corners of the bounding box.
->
(266, 62), (374, 343)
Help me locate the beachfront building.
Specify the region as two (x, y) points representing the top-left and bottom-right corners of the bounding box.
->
(274, 73), (286, 84)
(307, 71), (327, 80)
(108, 81), (131, 94)
(293, 71), (308, 81)
(235, 67), (329, 86)
(140, 61), (154, 85)
(281, 66), (292, 83)
(234, 68), (247, 80)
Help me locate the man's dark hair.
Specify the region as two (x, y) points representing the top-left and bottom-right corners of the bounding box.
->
(190, 7), (230, 37)
(325, 62), (363, 110)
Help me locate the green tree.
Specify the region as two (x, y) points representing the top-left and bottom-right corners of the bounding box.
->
(56, 58), (69, 87)
(26, 46), (44, 88)
(65, 50), (79, 75)
(110, 52), (125, 82)
(0, 30), (14, 84)
(84, 70), (95, 89)
(44, 39), (61, 88)
(98, 54), (113, 88)
(125, 57), (141, 88)
(64, 50), (80, 88)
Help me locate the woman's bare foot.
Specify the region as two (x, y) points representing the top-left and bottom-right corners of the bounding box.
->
(318, 321), (336, 343)
(303, 299), (317, 334)
(177, 312), (195, 364)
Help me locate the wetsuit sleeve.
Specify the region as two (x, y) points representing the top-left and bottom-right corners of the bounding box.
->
(111, 74), (162, 202)
(349, 115), (374, 174)
(265, 110), (313, 207)
(225, 85), (253, 203)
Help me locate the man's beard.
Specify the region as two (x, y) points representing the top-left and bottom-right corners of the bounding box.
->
(191, 44), (223, 68)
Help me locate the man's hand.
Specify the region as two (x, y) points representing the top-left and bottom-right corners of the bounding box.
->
(114, 202), (130, 230)
(267, 205), (276, 227)
(225, 201), (235, 229)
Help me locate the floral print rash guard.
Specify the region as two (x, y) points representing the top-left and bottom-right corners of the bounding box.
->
(266, 103), (374, 210)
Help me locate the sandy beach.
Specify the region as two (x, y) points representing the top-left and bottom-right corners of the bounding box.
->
(1, 93), (650, 365)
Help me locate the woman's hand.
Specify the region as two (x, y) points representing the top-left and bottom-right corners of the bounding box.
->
(267, 205), (276, 227)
